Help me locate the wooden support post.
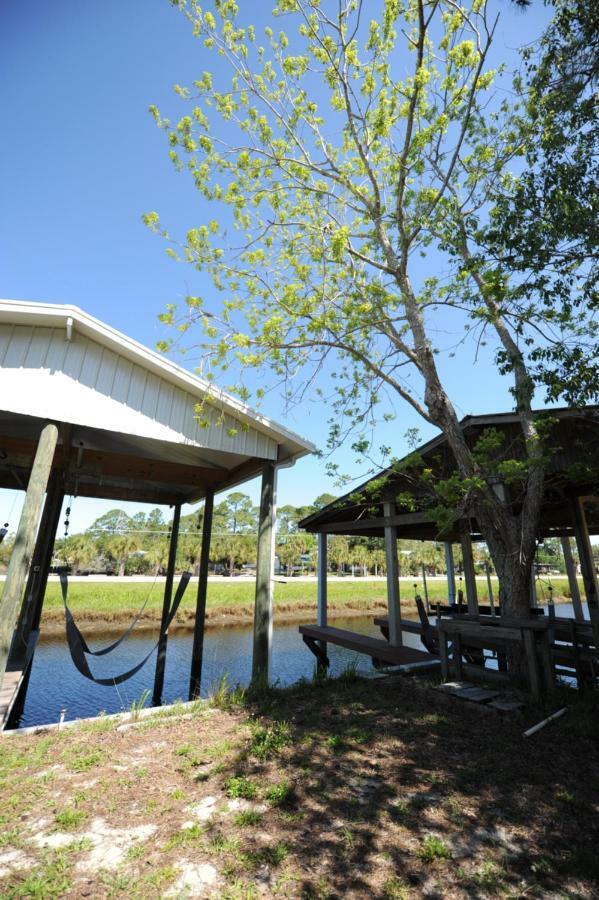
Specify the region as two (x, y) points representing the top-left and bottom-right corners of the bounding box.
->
(0, 422), (59, 686)
(444, 543), (456, 606)
(152, 504), (181, 706)
(569, 495), (599, 649)
(317, 532), (327, 627)
(421, 562), (429, 613)
(523, 628), (541, 701)
(459, 525), (479, 615)
(485, 562), (496, 616)
(252, 462), (276, 685)
(316, 531), (328, 669)
(530, 575), (538, 609)
(561, 536), (584, 622)
(188, 490), (214, 700)
(439, 630), (449, 682)
(11, 477), (64, 662)
(384, 501), (402, 646)
(453, 633), (463, 680)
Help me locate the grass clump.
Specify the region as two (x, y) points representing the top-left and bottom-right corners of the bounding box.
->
(225, 776), (257, 800)
(54, 808), (88, 830)
(382, 875), (410, 900)
(164, 823), (204, 851)
(249, 721), (292, 760)
(265, 779), (296, 808)
(233, 809), (263, 827)
(418, 835), (451, 863)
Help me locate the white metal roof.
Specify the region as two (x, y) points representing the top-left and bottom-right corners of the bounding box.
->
(0, 299), (314, 503)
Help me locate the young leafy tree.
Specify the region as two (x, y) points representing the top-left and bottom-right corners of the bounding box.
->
(482, 0), (599, 403)
(147, 0), (586, 629)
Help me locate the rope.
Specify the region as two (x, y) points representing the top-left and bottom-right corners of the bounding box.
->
(61, 570), (191, 686)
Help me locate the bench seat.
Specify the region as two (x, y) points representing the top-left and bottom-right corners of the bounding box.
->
(299, 624), (436, 667)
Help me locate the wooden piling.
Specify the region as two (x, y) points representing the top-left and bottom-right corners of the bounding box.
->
(188, 490), (214, 700)
(252, 462), (276, 685)
(152, 503), (181, 705)
(561, 535), (584, 622)
(569, 495), (599, 649)
(384, 501), (402, 646)
(0, 422), (59, 687)
(459, 525), (479, 615)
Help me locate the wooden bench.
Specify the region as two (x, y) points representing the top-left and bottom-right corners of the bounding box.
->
(299, 624), (438, 672)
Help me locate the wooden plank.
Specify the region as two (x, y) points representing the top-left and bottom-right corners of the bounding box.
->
(188, 490), (214, 700)
(298, 625), (435, 666)
(523, 628), (541, 701)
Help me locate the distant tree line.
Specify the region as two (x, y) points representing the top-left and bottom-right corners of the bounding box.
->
(0, 492), (583, 580)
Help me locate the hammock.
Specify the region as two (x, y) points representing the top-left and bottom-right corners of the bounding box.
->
(61, 570), (191, 686)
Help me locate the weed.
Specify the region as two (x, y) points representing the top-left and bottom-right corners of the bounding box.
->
(209, 673), (247, 709)
(130, 688), (151, 721)
(7, 849), (71, 898)
(265, 780), (296, 808)
(325, 734), (345, 755)
(220, 880), (259, 899)
(0, 827), (21, 847)
(164, 823), (204, 851)
(54, 808), (88, 830)
(389, 799), (409, 823)
(339, 827), (355, 847)
(210, 833), (240, 854)
(249, 721), (292, 760)
(67, 749), (103, 773)
(171, 787), (185, 800)
(242, 842), (288, 869)
(234, 809), (263, 827)
(418, 835), (451, 862)
(101, 870), (135, 896)
(382, 875), (410, 900)
(474, 860), (503, 889)
(225, 775), (257, 800)
(125, 844), (146, 861)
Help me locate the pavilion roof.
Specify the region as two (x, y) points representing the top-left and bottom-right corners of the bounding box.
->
(299, 406), (599, 540)
(0, 300), (314, 504)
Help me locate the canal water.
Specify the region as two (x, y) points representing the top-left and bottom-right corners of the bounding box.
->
(19, 603), (586, 727)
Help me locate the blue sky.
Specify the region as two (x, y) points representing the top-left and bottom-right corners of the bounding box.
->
(0, 0), (552, 532)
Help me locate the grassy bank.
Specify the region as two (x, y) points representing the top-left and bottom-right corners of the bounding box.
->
(1, 674), (598, 898)
(38, 577), (579, 635)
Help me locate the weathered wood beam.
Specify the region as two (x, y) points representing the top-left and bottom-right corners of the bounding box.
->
(10, 477), (64, 664)
(188, 490), (214, 701)
(383, 501), (402, 646)
(152, 504), (181, 705)
(560, 536), (584, 622)
(459, 525), (479, 615)
(252, 462), (276, 684)
(569, 495), (599, 648)
(0, 423), (59, 686)
(444, 543), (456, 606)
(317, 532), (327, 628)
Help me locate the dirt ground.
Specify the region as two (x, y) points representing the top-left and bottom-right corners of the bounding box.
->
(0, 673), (597, 898)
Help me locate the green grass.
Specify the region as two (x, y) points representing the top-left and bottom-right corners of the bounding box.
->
(39, 575), (578, 623)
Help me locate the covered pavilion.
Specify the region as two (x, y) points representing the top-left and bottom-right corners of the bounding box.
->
(298, 407), (599, 693)
(0, 299), (313, 727)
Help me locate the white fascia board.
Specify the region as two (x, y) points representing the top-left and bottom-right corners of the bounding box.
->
(0, 299), (315, 460)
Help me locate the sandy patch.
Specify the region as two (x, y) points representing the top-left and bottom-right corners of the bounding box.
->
(187, 796), (218, 822)
(0, 849), (30, 878)
(71, 818), (157, 870)
(166, 861), (218, 896)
